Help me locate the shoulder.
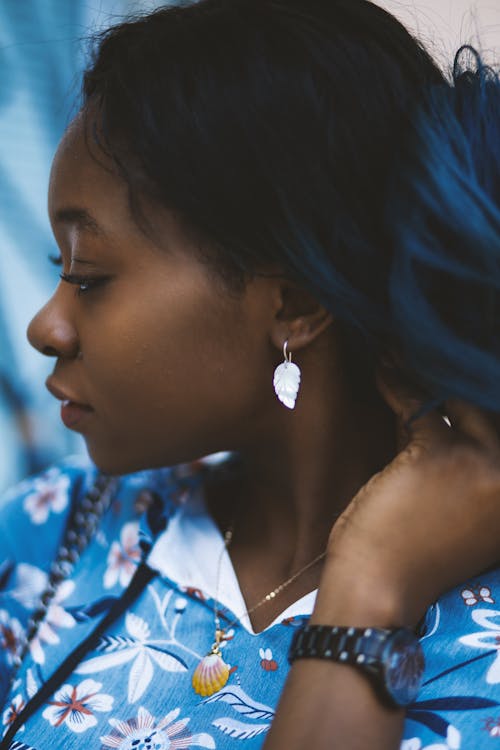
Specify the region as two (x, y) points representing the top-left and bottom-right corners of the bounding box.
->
(0, 455), (213, 570)
(118, 459), (216, 555)
(0, 455), (98, 569)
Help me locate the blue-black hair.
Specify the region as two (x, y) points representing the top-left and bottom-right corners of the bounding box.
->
(82, 0), (500, 410)
(388, 46), (500, 410)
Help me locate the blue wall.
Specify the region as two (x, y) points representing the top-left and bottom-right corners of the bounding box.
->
(0, 0), (157, 492)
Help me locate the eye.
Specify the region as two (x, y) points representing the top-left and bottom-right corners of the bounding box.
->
(59, 271), (110, 296)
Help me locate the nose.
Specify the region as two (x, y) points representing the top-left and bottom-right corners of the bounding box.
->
(27, 290), (80, 359)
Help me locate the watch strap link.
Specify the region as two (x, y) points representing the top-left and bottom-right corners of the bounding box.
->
(288, 623), (390, 673)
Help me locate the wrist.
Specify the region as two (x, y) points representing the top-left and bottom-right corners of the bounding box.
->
(311, 557), (420, 628)
(289, 623), (425, 708)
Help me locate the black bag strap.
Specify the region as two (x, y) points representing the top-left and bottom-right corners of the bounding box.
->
(0, 562), (157, 750)
(15, 474), (118, 667)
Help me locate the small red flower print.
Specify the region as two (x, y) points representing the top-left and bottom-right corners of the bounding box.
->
(183, 586), (206, 602)
(0, 610), (24, 666)
(133, 490), (155, 515)
(2, 694), (26, 731)
(461, 584), (495, 607)
(259, 648), (278, 671)
(483, 716), (500, 737)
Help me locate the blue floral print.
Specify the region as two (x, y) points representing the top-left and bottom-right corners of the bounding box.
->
(1, 456), (500, 748)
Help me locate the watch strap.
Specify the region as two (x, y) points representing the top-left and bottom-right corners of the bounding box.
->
(288, 623), (393, 671)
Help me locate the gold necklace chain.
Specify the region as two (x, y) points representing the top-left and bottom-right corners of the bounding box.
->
(192, 521), (327, 697)
(214, 526), (326, 636)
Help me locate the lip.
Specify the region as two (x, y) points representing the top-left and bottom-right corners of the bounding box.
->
(46, 378), (92, 408)
(60, 400), (94, 429)
(46, 377), (94, 430)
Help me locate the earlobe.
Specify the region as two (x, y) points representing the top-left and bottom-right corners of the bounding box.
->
(269, 284), (333, 409)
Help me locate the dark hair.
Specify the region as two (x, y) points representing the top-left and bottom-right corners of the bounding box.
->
(82, 0), (500, 409)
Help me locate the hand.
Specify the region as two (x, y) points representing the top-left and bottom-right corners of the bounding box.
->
(312, 368), (500, 628)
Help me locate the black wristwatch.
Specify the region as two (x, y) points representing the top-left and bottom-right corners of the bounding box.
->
(288, 624), (424, 707)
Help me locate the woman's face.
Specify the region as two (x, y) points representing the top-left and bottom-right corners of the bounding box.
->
(27, 116), (281, 474)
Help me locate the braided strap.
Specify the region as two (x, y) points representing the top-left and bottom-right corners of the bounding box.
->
(12, 473), (118, 671)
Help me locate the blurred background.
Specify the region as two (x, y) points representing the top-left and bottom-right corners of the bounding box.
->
(0, 0), (499, 493)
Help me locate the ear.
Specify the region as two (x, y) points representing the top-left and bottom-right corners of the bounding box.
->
(269, 280), (333, 353)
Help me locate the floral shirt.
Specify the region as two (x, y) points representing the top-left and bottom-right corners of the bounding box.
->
(1, 457), (500, 750)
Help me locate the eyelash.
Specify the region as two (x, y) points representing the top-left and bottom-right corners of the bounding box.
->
(59, 272), (109, 296)
(48, 253), (109, 297)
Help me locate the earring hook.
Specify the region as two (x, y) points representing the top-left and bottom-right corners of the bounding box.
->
(283, 340), (292, 363)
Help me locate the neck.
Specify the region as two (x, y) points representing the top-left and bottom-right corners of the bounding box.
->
(205, 347), (397, 579)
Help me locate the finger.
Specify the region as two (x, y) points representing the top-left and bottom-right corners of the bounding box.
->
(404, 402), (453, 449)
(444, 399), (500, 450)
(376, 365), (452, 447)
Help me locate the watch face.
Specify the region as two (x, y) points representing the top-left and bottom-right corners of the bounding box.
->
(382, 629), (425, 706)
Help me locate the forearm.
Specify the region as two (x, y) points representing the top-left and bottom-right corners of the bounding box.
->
(263, 659), (404, 750)
(263, 562), (413, 750)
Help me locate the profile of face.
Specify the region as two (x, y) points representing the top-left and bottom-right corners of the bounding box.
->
(27, 116), (296, 475)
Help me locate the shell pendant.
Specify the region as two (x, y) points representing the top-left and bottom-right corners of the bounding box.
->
(192, 649), (230, 697)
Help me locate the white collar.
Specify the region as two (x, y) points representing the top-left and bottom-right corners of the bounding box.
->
(146, 483), (316, 635)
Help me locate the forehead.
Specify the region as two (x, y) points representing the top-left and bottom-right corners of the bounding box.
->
(49, 115), (127, 220)
(48, 113), (207, 260)
(48, 114), (174, 253)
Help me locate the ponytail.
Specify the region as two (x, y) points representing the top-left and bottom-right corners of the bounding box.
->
(387, 46), (500, 410)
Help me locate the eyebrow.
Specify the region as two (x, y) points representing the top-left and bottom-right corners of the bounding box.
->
(53, 207), (105, 236)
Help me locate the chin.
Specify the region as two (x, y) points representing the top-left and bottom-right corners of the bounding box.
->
(84, 440), (203, 477)
(84, 444), (156, 476)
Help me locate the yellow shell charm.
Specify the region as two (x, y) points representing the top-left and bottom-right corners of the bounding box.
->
(192, 651), (230, 697)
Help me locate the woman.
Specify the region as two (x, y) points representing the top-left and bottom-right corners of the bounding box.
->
(1, 0), (500, 747)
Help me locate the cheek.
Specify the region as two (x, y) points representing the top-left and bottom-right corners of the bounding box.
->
(77, 276), (270, 468)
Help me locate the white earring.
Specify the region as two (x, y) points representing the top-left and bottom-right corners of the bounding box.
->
(273, 340), (301, 409)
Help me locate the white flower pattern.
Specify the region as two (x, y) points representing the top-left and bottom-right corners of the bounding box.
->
(4, 460), (500, 748)
(23, 471), (70, 525)
(42, 679), (113, 733)
(76, 612), (187, 703)
(29, 579), (77, 665)
(99, 705), (215, 749)
(5, 563), (48, 609)
(401, 726), (460, 749)
(2, 694), (26, 735)
(459, 609), (500, 683)
(104, 522), (141, 589)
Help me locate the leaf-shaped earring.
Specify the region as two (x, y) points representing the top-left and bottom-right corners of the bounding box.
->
(273, 340), (301, 409)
